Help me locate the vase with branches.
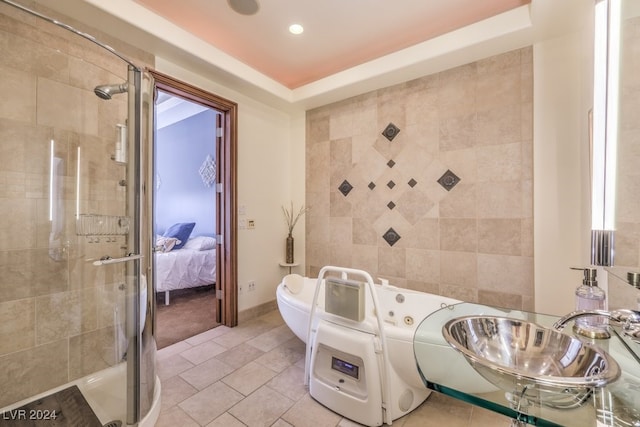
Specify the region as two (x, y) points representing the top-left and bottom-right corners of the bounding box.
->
(282, 202), (309, 263)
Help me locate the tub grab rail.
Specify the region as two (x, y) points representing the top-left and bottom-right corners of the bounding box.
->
(304, 266), (393, 425)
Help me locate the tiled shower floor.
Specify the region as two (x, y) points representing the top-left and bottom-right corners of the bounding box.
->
(155, 309), (510, 426)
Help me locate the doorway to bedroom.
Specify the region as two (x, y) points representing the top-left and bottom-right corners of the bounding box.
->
(150, 70), (238, 349)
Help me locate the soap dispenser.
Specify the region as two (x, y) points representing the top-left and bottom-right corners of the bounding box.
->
(571, 267), (608, 338)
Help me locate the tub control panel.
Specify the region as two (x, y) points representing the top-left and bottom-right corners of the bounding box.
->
(332, 356), (359, 379)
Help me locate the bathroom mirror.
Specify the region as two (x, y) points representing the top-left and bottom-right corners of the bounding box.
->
(614, 1), (640, 270)
(602, 0), (640, 286)
(602, 0), (640, 365)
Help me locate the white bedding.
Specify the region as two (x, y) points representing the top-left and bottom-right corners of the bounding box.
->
(155, 247), (216, 303)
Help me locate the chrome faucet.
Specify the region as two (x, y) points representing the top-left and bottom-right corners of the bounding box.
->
(553, 309), (640, 343)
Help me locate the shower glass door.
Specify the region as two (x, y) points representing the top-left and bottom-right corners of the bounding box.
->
(0, 2), (155, 425)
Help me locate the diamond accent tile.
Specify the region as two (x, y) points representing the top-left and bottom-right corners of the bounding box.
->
(387, 180), (396, 189)
(387, 201), (396, 210)
(408, 178), (417, 188)
(387, 159), (396, 168)
(368, 182), (376, 190)
(382, 123), (400, 141)
(382, 228), (401, 246)
(338, 180), (353, 196)
(437, 169), (461, 191)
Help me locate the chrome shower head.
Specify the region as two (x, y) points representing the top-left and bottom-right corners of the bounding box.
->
(94, 83), (128, 100)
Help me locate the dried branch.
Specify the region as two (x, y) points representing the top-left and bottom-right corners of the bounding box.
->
(282, 201), (309, 236)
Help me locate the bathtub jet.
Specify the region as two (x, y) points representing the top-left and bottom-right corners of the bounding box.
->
(94, 83), (128, 100)
(276, 266), (462, 426)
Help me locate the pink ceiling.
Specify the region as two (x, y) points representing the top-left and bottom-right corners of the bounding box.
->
(134, 0), (530, 89)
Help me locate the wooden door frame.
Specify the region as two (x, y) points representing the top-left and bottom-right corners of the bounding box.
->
(149, 69), (238, 327)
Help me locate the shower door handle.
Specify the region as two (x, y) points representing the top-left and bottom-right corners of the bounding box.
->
(93, 253), (143, 266)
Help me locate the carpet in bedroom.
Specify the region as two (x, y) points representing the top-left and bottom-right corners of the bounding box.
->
(156, 285), (219, 349)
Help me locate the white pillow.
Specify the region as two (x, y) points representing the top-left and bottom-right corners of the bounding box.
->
(182, 235), (217, 251)
(155, 236), (181, 252)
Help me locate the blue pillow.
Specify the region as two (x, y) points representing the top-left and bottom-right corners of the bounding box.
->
(162, 222), (195, 249)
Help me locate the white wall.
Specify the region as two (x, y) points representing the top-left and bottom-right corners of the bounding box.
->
(155, 58), (306, 312)
(533, 27), (593, 315)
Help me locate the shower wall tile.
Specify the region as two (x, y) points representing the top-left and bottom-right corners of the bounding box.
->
(350, 244), (379, 275)
(36, 288), (98, 345)
(522, 295), (535, 312)
(36, 78), (99, 136)
(521, 217), (534, 258)
(519, 181), (533, 221)
(476, 181), (523, 219)
(476, 142), (522, 183)
(306, 112), (330, 143)
(477, 254), (534, 297)
(97, 282), (126, 329)
(329, 242), (353, 267)
(69, 326), (117, 380)
(35, 43), (71, 83)
(353, 218), (379, 246)
(405, 84), (439, 127)
(441, 148), (477, 183)
(305, 140), (330, 194)
(329, 217), (352, 246)
(476, 104), (522, 147)
(0, 248), (68, 302)
(439, 283), (477, 303)
(0, 339), (68, 408)
(0, 120), (50, 175)
(521, 66), (534, 105)
(402, 120), (439, 154)
(477, 48), (522, 75)
(437, 63), (477, 118)
(306, 47), (533, 310)
(440, 218), (477, 252)
(406, 280), (440, 295)
(521, 101), (534, 144)
(478, 290), (522, 311)
(401, 217), (439, 250)
(521, 138), (534, 181)
(440, 251), (477, 288)
(0, 65), (36, 123)
(405, 249), (440, 283)
(476, 66), (521, 111)
(0, 2), (154, 407)
(477, 219), (522, 256)
(0, 298), (35, 356)
(439, 113), (477, 151)
(439, 183), (477, 218)
(0, 199), (37, 251)
(377, 246), (406, 278)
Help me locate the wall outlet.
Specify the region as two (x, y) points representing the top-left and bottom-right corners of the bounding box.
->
(248, 280), (256, 292)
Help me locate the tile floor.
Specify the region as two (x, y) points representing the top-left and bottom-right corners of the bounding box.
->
(155, 309), (511, 427)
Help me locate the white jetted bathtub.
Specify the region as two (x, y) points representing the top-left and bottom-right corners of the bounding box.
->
(276, 268), (462, 426)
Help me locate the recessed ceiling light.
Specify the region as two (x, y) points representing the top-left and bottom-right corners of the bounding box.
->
(289, 24), (304, 35)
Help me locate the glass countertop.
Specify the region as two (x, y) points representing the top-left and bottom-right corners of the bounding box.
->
(413, 302), (640, 427)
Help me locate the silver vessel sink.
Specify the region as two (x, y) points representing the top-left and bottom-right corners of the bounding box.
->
(443, 316), (621, 408)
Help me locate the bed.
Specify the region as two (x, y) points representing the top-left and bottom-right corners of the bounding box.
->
(154, 234), (217, 305)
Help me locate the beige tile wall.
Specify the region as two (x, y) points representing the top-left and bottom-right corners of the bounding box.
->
(306, 47), (534, 311)
(0, 2), (153, 408)
(615, 15), (640, 268)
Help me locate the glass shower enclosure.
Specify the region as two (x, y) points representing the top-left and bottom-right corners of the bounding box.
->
(0, 1), (158, 425)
